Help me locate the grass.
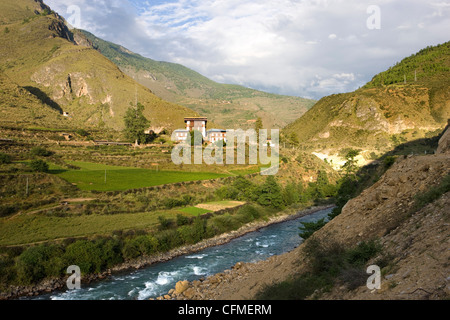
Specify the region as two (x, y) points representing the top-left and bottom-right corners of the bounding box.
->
(0, 210), (176, 246)
(175, 200), (243, 216)
(177, 207), (212, 216)
(229, 166), (261, 176)
(412, 173), (450, 212)
(50, 161), (230, 191)
(0, 201), (249, 246)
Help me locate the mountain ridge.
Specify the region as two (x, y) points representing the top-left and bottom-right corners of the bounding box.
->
(0, 0), (202, 132)
(283, 41), (450, 168)
(75, 29), (316, 130)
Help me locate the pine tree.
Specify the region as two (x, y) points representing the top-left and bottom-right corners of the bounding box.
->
(257, 176), (284, 209)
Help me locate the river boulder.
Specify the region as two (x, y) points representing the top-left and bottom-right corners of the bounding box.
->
(175, 280), (190, 294)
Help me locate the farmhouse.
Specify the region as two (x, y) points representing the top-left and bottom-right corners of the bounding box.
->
(184, 117), (207, 138)
(173, 129), (190, 142)
(173, 117), (230, 144)
(174, 117), (209, 142)
(207, 129), (227, 143)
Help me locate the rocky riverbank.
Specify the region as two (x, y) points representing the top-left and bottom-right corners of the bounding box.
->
(0, 205), (333, 300)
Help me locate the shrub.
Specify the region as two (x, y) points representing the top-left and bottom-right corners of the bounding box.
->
(155, 229), (183, 252)
(76, 129), (90, 137)
(282, 183), (300, 206)
(16, 245), (64, 284)
(177, 225), (195, 245)
(236, 205), (262, 223)
(383, 156), (396, 169)
(190, 217), (207, 243)
(96, 238), (123, 268)
(298, 218), (327, 240)
(162, 195), (195, 209)
(30, 147), (52, 157)
(209, 213), (240, 234)
(232, 176), (258, 201)
(0, 205), (16, 217)
(176, 214), (191, 226)
(158, 216), (176, 230)
(131, 235), (159, 256)
(345, 240), (382, 266)
(0, 153), (12, 164)
(412, 173), (450, 211)
(63, 240), (103, 274)
(215, 185), (239, 200)
(29, 160), (49, 172)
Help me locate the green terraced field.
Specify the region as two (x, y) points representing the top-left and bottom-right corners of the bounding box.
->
(52, 161), (230, 191)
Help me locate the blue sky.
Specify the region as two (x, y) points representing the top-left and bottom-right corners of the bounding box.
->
(46, 0), (450, 100)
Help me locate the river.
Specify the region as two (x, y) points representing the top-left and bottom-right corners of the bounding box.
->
(34, 207), (333, 300)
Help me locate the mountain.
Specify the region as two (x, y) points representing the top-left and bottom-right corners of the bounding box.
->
(0, 0), (200, 131)
(0, 71), (64, 128)
(283, 41), (450, 168)
(75, 30), (316, 130)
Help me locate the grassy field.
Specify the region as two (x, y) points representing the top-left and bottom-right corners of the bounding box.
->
(51, 161), (230, 191)
(0, 210), (170, 246)
(176, 207), (213, 216)
(0, 200), (245, 246)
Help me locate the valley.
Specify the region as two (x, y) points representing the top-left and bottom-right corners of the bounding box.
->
(0, 0), (448, 302)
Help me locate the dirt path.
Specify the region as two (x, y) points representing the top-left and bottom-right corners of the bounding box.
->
(195, 201), (246, 211)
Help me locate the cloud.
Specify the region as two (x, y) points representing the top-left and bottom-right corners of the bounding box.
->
(45, 0), (450, 99)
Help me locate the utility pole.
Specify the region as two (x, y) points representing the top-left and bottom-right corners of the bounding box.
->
(415, 70), (417, 82)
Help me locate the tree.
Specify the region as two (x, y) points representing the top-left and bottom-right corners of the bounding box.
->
(282, 182), (300, 206)
(63, 240), (103, 274)
(30, 147), (52, 157)
(123, 103), (150, 146)
(29, 160), (49, 172)
(341, 149), (360, 176)
(312, 170), (335, 198)
(16, 245), (64, 284)
(257, 176), (284, 209)
(255, 117), (263, 143)
(298, 218), (327, 240)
